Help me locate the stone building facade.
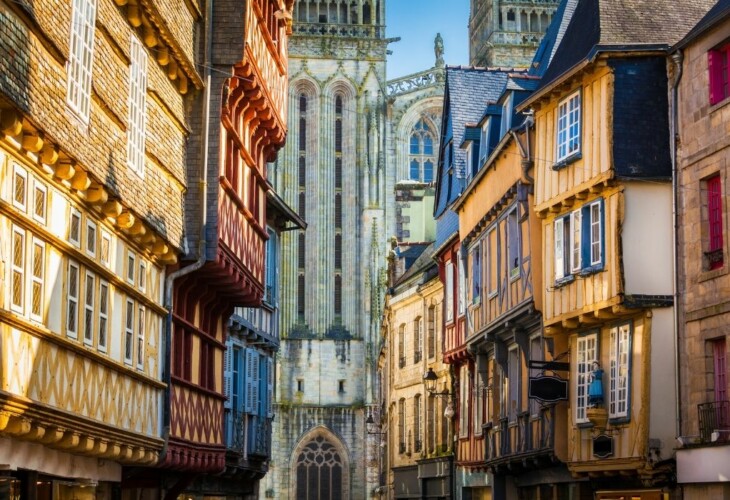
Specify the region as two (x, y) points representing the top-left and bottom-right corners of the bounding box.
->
(469, 0), (560, 68)
(265, 1), (391, 498)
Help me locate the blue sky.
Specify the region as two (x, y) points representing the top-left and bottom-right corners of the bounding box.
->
(385, 0), (470, 80)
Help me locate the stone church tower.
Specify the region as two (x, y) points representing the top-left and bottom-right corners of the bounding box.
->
(264, 1), (391, 498)
(469, 0), (560, 68)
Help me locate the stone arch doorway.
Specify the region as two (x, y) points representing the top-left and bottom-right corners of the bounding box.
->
(291, 426), (350, 500)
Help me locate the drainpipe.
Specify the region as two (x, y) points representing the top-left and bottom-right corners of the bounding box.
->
(669, 50), (683, 441)
(159, 0), (213, 461)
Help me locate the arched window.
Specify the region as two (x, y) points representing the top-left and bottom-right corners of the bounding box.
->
(295, 435), (345, 500)
(408, 117), (438, 182)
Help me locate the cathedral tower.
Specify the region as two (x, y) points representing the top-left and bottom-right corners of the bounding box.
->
(469, 0), (560, 68)
(265, 1), (391, 498)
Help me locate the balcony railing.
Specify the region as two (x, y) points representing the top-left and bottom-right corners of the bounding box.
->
(698, 400), (730, 443)
(485, 406), (555, 465)
(293, 22), (383, 39)
(225, 410), (272, 458)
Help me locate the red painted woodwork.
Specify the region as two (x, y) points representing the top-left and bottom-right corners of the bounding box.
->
(708, 175), (724, 270)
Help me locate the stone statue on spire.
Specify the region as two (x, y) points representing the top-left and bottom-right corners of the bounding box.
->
(434, 33), (445, 67)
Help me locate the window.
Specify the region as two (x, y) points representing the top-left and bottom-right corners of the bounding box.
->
(507, 208), (520, 280)
(459, 364), (469, 437)
(138, 260), (147, 292)
(576, 332), (598, 424)
(471, 241), (481, 304)
(11, 226), (26, 313)
(100, 231), (111, 267)
(423, 161), (434, 183)
(529, 336), (543, 417)
(465, 143), (474, 180)
(487, 227), (497, 297)
(458, 253), (466, 316)
(294, 435), (346, 500)
(98, 281), (109, 352)
(609, 322), (631, 420)
(66, 0), (98, 121)
(414, 394), (422, 452)
(297, 379), (304, 393)
(68, 208), (81, 246)
(709, 42), (730, 105)
(713, 337), (728, 404)
(428, 394), (436, 453)
(66, 261), (80, 338)
(473, 369), (485, 436)
(556, 90), (581, 162)
(126, 37), (148, 175)
(246, 349), (259, 414)
(414, 317), (422, 363)
(124, 299), (134, 364)
(445, 260), (454, 322)
(479, 119), (490, 166)
(33, 182), (47, 224)
(554, 199), (604, 282)
(427, 306), (436, 359)
(408, 118), (437, 182)
(500, 93), (513, 138)
(137, 306), (145, 370)
(127, 252), (136, 283)
(398, 324), (406, 368)
(86, 220), (97, 257)
(338, 380), (345, 393)
(12, 164), (27, 211)
(398, 398), (406, 453)
(30, 238), (45, 321)
(706, 175), (724, 270)
(83, 271), (95, 345)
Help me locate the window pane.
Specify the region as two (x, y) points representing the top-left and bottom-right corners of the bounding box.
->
(409, 160), (420, 180)
(410, 134), (420, 154)
(423, 161), (434, 183)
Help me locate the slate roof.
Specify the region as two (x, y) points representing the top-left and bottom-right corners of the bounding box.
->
(535, 0), (717, 94)
(528, 0), (580, 77)
(393, 242), (437, 291)
(675, 0), (730, 48)
(433, 67), (511, 220)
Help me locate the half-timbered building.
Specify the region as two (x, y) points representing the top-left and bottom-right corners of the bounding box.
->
(434, 66), (512, 500)
(672, 1), (730, 496)
(521, 1), (716, 497)
(0, 0), (188, 495)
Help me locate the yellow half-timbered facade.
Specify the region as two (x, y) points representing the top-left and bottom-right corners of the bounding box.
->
(521, 0), (717, 492)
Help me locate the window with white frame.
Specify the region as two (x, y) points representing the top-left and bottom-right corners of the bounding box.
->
(11, 226), (26, 313)
(459, 364), (469, 437)
(68, 207), (81, 247)
(529, 335), (543, 417)
(66, 0), (98, 122)
(470, 241), (481, 304)
(13, 164), (27, 212)
(138, 260), (146, 292)
(33, 181), (47, 224)
(124, 299), (134, 364)
(487, 227), (497, 297)
(500, 93), (513, 138)
(127, 251), (136, 283)
(506, 208), (520, 280)
(465, 143), (474, 181)
(137, 305), (145, 370)
(30, 238), (45, 321)
(576, 332), (598, 424)
(126, 37), (148, 176)
(554, 199), (604, 282)
(100, 231), (111, 267)
(479, 119), (490, 167)
(86, 220), (97, 257)
(556, 90), (581, 162)
(66, 260), (80, 338)
(83, 271), (95, 345)
(98, 280), (109, 352)
(458, 252), (466, 316)
(609, 322), (631, 420)
(445, 260), (454, 323)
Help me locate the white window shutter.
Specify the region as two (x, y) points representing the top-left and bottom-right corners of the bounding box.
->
(251, 351), (260, 415)
(554, 218), (564, 279)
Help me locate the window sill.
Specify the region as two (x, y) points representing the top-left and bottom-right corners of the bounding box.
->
(578, 265), (604, 277)
(551, 152), (582, 171)
(553, 275), (575, 288)
(698, 264), (728, 283)
(608, 416), (630, 426)
(710, 95), (730, 114)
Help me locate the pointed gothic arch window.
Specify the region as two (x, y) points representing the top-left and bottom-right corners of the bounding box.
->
(294, 434), (346, 500)
(408, 117), (438, 182)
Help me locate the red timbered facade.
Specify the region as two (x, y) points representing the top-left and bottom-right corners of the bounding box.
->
(124, 0), (294, 497)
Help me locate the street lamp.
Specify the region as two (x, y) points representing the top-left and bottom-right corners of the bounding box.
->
(423, 368), (455, 419)
(366, 412), (386, 435)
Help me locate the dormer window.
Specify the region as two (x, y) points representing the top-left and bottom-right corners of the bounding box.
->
(556, 90), (582, 163)
(479, 119), (490, 167)
(500, 93), (513, 138)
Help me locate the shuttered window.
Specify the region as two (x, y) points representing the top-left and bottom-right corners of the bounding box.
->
(609, 323), (631, 420)
(66, 0), (98, 122)
(709, 44), (730, 105)
(126, 37), (148, 176)
(707, 175), (724, 270)
(576, 332), (598, 424)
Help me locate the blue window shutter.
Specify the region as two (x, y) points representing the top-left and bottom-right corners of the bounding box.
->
(267, 357), (274, 418)
(223, 341), (232, 410)
(245, 349), (254, 414)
